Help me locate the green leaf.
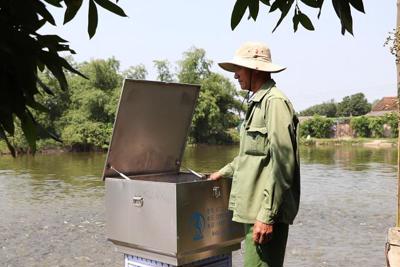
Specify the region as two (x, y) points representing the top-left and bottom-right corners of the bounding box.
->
(88, 0), (98, 38)
(41, 54), (68, 90)
(231, 0), (248, 30)
(260, 0), (270, 6)
(0, 112), (15, 135)
(26, 99), (49, 113)
(332, 0), (353, 35)
(35, 1), (56, 26)
(270, 0), (283, 13)
(249, 0), (260, 20)
(317, 0), (324, 18)
(298, 12), (315, 30)
(58, 56), (87, 78)
(37, 123), (62, 143)
(19, 112), (37, 154)
(0, 127), (16, 158)
(64, 0), (83, 24)
(39, 35), (69, 44)
(34, 19), (47, 31)
(94, 0), (127, 17)
(43, 0), (63, 7)
(300, 0), (319, 8)
(349, 0), (364, 13)
(340, 2), (353, 35)
(300, 0), (324, 18)
(272, 0), (294, 32)
(37, 78), (55, 95)
(292, 12), (300, 32)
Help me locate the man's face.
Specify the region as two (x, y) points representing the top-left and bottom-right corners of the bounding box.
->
(234, 67), (251, 90)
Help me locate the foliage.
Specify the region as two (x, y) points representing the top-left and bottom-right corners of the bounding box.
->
(349, 114), (399, 138)
(299, 100), (337, 117)
(300, 93), (372, 118)
(192, 74), (242, 144)
(123, 64), (148, 80)
(177, 47), (212, 84)
(384, 112), (399, 138)
(177, 47), (243, 144)
(384, 27), (400, 64)
(0, 0), (126, 156)
(230, 0), (365, 35)
(337, 93), (371, 117)
(350, 116), (370, 137)
(153, 60), (174, 82)
(58, 58), (123, 150)
(8, 50), (244, 152)
(299, 115), (334, 138)
(368, 117), (385, 138)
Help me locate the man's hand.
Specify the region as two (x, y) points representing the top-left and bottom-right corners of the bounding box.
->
(253, 221), (273, 244)
(209, 171), (222, 180)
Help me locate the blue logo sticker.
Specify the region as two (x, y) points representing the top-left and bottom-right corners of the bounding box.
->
(190, 211), (205, 241)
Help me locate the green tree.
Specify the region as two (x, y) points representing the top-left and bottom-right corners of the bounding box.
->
(123, 64), (148, 80)
(337, 93), (371, 117)
(177, 47), (243, 144)
(59, 58), (123, 150)
(80, 57), (122, 90)
(153, 60), (174, 82)
(0, 0), (126, 156)
(191, 73), (242, 144)
(300, 100), (337, 117)
(177, 47), (212, 84)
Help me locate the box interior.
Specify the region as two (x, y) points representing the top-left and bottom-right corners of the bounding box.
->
(127, 172), (207, 184)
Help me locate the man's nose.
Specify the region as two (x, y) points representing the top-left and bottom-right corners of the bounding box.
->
(234, 73), (239, 79)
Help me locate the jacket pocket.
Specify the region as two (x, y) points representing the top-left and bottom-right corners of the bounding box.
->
(244, 126), (268, 156)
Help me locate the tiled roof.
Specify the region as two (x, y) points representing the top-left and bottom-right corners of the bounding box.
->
(366, 110), (395, 117)
(371, 97), (398, 112)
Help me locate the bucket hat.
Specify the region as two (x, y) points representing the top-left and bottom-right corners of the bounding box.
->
(218, 42), (286, 73)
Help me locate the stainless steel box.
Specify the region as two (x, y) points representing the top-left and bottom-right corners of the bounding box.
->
(102, 80), (244, 266)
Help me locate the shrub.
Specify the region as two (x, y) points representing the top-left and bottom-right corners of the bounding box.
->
(299, 115), (334, 138)
(350, 116), (370, 137)
(383, 112), (399, 138)
(368, 117), (385, 138)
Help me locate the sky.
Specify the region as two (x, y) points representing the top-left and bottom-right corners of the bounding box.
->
(42, 0), (396, 111)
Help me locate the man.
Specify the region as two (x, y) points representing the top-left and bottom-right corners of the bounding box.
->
(209, 42), (300, 267)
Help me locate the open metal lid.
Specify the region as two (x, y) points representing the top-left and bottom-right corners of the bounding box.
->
(102, 79), (200, 180)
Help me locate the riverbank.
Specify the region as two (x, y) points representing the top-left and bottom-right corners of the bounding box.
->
(0, 137), (398, 156)
(300, 137), (398, 147)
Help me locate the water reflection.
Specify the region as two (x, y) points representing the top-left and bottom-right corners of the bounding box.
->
(0, 145), (397, 267)
(300, 146), (397, 172)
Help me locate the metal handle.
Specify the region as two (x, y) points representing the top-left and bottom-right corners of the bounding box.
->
(213, 186), (221, 198)
(132, 196), (144, 207)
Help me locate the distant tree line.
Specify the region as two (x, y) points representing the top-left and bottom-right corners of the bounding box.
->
(299, 113), (398, 139)
(299, 93), (372, 117)
(7, 47), (243, 153)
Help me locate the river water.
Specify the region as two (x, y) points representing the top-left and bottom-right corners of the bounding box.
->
(0, 145), (397, 266)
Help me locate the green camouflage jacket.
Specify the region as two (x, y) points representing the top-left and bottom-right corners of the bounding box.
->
(218, 79), (300, 224)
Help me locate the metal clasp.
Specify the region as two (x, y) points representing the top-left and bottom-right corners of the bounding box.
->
(213, 186), (221, 198)
(132, 196), (144, 207)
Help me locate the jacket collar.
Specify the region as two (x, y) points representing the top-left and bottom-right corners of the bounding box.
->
(250, 79), (275, 103)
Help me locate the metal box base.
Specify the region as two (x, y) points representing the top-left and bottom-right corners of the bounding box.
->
(125, 253), (232, 267)
(106, 175), (244, 266)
